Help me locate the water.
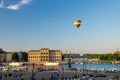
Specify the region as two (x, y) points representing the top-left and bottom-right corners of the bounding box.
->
(61, 58), (120, 71)
(62, 63), (120, 71)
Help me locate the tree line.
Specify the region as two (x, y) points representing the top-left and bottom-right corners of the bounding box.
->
(12, 51), (28, 62)
(88, 51), (120, 61)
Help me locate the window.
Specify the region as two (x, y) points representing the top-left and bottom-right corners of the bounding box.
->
(41, 52), (43, 54)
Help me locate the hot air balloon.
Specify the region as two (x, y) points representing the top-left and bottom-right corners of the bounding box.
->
(74, 20), (81, 28)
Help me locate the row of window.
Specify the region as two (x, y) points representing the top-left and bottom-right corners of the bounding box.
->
(29, 52), (61, 55)
(29, 56), (49, 58)
(29, 56), (61, 58)
(29, 52), (49, 55)
(29, 59), (49, 61)
(50, 54), (61, 56)
(50, 56), (61, 58)
(50, 59), (61, 61)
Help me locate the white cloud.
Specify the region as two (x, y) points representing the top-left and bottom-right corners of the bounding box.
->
(7, 4), (20, 10)
(21, 0), (31, 4)
(0, 0), (32, 10)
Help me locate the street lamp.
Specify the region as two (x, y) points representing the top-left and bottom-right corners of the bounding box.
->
(68, 58), (72, 68)
(80, 54), (84, 71)
(80, 54), (84, 79)
(32, 63), (35, 74)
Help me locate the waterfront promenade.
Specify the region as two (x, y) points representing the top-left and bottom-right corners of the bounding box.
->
(0, 61), (120, 80)
(0, 70), (120, 80)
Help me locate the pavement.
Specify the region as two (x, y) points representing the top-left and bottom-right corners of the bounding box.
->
(0, 70), (120, 80)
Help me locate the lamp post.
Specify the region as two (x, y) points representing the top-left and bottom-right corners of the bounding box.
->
(80, 54), (84, 79)
(80, 54), (84, 72)
(62, 67), (64, 80)
(68, 58), (72, 68)
(32, 63), (35, 75)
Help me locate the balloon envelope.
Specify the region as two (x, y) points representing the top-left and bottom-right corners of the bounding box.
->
(74, 20), (81, 28)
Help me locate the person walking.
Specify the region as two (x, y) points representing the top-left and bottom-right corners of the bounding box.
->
(53, 72), (58, 80)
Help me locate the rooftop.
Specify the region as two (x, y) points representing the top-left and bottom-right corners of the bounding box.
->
(0, 48), (7, 53)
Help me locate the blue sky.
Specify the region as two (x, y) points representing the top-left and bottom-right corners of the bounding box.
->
(0, 0), (120, 53)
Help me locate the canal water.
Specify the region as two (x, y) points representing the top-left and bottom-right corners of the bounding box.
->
(61, 58), (120, 71)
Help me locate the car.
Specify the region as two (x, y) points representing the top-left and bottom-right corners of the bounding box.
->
(81, 75), (95, 80)
(109, 76), (115, 80)
(109, 76), (118, 80)
(89, 74), (94, 77)
(94, 73), (106, 77)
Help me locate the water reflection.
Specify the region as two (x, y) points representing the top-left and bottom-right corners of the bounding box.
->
(62, 58), (120, 71)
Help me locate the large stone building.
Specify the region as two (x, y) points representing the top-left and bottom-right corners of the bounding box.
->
(6, 52), (12, 62)
(0, 48), (7, 62)
(28, 48), (62, 63)
(0, 48), (13, 62)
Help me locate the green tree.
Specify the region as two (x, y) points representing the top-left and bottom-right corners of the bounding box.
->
(12, 52), (19, 61)
(113, 54), (118, 60)
(20, 51), (28, 62)
(117, 54), (120, 60)
(107, 54), (112, 61)
(99, 54), (104, 60)
(88, 55), (93, 59)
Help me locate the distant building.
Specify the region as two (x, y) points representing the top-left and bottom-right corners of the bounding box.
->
(65, 50), (71, 54)
(0, 49), (13, 62)
(6, 52), (12, 62)
(114, 51), (120, 54)
(18, 52), (22, 61)
(0, 48), (7, 62)
(49, 50), (62, 62)
(62, 53), (81, 58)
(28, 48), (62, 63)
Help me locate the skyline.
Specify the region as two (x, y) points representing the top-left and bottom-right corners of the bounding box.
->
(0, 0), (120, 53)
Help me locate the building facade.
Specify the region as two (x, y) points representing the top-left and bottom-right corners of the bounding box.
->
(6, 52), (12, 62)
(0, 49), (13, 62)
(49, 50), (62, 62)
(28, 48), (62, 63)
(0, 48), (7, 62)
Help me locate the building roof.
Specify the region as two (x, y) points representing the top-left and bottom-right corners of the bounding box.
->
(28, 48), (61, 52)
(0, 48), (7, 54)
(50, 50), (61, 52)
(28, 50), (41, 52)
